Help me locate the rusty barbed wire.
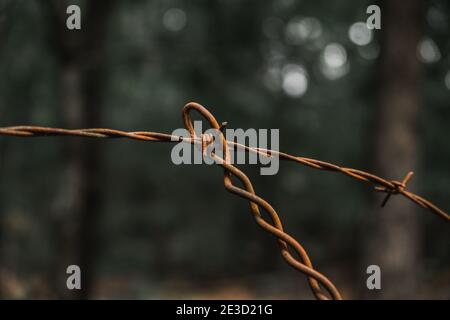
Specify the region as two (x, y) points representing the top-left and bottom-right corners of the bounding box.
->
(0, 102), (448, 300)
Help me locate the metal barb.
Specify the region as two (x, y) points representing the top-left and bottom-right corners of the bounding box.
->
(377, 171), (415, 207)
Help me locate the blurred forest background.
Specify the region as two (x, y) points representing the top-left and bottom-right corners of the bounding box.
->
(0, 0), (449, 299)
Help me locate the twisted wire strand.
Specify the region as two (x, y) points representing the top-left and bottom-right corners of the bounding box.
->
(183, 103), (342, 300)
(0, 102), (448, 300)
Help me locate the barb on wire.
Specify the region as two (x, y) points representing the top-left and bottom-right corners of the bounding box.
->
(0, 102), (448, 300)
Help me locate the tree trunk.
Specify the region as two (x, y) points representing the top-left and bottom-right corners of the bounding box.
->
(45, 0), (113, 299)
(367, 0), (424, 299)
(0, 140), (6, 299)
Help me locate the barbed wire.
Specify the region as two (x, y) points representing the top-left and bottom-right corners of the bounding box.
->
(0, 102), (448, 300)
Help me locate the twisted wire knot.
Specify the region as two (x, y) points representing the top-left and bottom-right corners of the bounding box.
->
(181, 102), (342, 300)
(201, 132), (214, 147)
(200, 122), (228, 160)
(375, 171), (414, 207)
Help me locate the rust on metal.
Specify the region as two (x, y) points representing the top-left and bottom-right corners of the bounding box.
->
(0, 102), (448, 300)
